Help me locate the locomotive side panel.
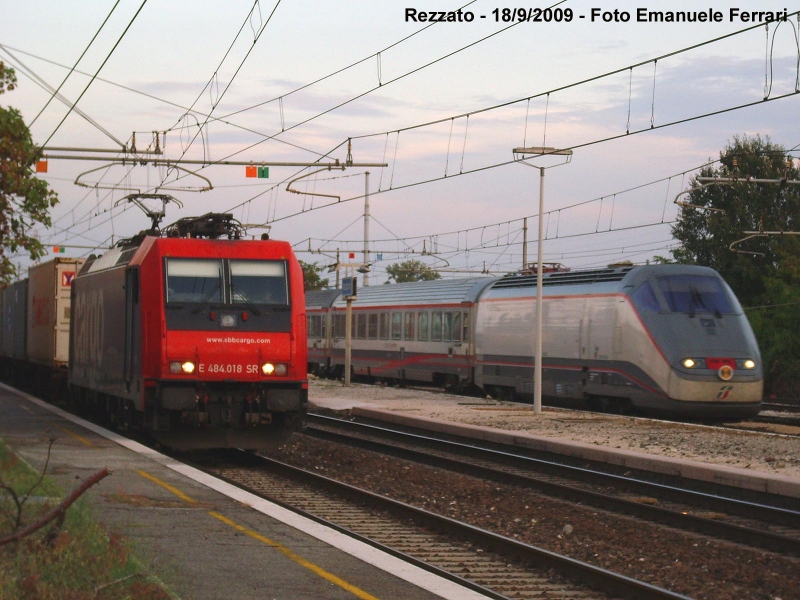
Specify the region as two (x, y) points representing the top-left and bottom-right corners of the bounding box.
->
(70, 265), (129, 398)
(475, 289), (678, 406)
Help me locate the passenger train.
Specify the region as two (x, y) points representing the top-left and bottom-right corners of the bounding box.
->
(0, 213), (308, 449)
(307, 264), (763, 419)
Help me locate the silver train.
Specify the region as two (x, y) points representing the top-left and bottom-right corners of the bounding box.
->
(307, 264), (763, 419)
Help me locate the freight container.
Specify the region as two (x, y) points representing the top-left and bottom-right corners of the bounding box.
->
(26, 258), (85, 369)
(0, 279), (29, 384)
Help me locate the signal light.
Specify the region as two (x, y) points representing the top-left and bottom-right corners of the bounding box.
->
(245, 165), (269, 178)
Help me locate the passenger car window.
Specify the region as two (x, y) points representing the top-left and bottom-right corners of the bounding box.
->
(380, 313), (390, 340)
(391, 313), (402, 340)
(443, 312), (452, 342)
(417, 312), (428, 341)
(431, 312), (442, 341)
(368, 313), (378, 339)
(404, 312), (414, 340)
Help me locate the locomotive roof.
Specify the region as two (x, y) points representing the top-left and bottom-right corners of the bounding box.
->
(79, 235), (296, 276)
(330, 277), (496, 308)
(485, 263), (725, 297)
(490, 265), (635, 290)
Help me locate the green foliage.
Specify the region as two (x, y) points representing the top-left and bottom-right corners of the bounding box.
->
(670, 135), (800, 395)
(670, 135), (799, 302)
(0, 440), (171, 599)
(299, 260), (329, 291)
(385, 259), (442, 283)
(0, 62), (59, 286)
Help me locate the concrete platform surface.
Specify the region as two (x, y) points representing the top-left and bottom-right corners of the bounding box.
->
(0, 383), (491, 600)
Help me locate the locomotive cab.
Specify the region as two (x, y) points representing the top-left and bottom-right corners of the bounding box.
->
(625, 266), (762, 418)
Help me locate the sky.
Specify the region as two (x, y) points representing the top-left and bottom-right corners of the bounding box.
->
(2, 1), (799, 285)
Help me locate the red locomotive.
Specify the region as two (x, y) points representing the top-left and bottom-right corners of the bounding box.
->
(68, 213), (308, 449)
(0, 211), (308, 450)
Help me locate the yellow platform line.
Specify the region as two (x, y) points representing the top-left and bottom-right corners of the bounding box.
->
(137, 469), (380, 600)
(54, 424), (94, 447)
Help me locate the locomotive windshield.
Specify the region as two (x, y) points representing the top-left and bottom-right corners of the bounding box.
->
(165, 258), (288, 305)
(166, 259), (222, 303)
(230, 260), (287, 304)
(656, 275), (734, 315)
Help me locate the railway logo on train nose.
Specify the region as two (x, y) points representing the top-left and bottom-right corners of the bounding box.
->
(716, 385), (733, 400)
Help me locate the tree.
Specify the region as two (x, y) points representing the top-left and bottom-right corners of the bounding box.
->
(670, 134), (800, 306)
(669, 135), (800, 396)
(299, 260), (329, 291)
(385, 259), (441, 283)
(0, 62), (58, 286)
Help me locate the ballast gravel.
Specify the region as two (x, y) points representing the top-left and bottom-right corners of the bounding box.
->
(259, 377), (800, 599)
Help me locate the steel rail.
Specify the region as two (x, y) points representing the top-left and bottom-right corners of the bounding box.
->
(210, 450), (690, 600)
(305, 414), (800, 549)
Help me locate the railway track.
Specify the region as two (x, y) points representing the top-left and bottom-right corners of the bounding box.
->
(303, 414), (800, 556)
(195, 450), (686, 600)
(183, 411), (800, 599)
(761, 398), (800, 413)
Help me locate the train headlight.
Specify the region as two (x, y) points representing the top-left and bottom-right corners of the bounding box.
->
(261, 363), (288, 376)
(743, 359), (756, 370)
(169, 361), (196, 374)
(682, 358), (697, 368)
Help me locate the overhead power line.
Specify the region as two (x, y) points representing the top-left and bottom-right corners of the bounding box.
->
(42, 0), (150, 149)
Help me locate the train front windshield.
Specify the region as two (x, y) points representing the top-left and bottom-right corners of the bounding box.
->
(165, 258), (288, 305)
(656, 275), (735, 315)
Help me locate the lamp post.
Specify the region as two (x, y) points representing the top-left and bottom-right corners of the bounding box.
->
(512, 146), (573, 414)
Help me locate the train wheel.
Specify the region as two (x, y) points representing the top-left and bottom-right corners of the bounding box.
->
(444, 375), (463, 394)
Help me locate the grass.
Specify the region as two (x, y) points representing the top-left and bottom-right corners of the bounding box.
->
(0, 440), (174, 600)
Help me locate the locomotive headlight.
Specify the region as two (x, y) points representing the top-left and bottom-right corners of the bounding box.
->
(169, 361), (195, 374)
(682, 358), (697, 368)
(261, 362), (288, 376)
(743, 359), (756, 369)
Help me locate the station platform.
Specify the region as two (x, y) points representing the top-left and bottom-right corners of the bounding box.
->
(0, 383), (490, 600)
